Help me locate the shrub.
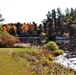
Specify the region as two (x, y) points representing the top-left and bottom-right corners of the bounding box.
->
(47, 54), (55, 61)
(40, 32), (46, 37)
(44, 41), (59, 51)
(0, 36), (16, 47)
(54, 49), (64, 56)
(15, 39), (21, 43)
(0, 25), (17, 47)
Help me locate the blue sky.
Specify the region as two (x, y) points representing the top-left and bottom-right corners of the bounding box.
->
(0, 0), (76, 24)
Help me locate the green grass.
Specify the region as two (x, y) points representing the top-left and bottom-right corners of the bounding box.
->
(0, 48), (36, 75)
(0, 48), (75, 75)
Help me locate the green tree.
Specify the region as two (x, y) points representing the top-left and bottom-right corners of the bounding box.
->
(0, 13), (5, 36)
(74, 9), (76, 22)
(0, 14), (4, 23)
(52, 9), (56, 28)
(70, 8), (74, 16)
(57, 8), (62, 27)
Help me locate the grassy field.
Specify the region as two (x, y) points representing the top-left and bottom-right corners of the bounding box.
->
(0, 48), (36, 75)
(0, 48), (75, 75)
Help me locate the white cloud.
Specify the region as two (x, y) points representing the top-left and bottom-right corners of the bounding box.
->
(0, 0), (76, 24)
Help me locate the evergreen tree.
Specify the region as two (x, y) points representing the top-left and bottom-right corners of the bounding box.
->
(57, 8), (62, 27)
(52, 9), (56, 28)
(0, 14), (4, 23)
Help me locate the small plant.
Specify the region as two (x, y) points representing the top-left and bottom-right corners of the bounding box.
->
(10, 50), (16, 57)
(44, 41), (59, 51)
(54, 49), (64, 56)
(40, 32), (46, 37)
(17, 51), (26, 58)
(47, 54), (55, 61)
(15, 39), (21, 43)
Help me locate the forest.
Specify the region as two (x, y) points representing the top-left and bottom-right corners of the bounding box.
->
(0, 8), (75, 43)
(0, 8), (76, 46)
(2, 8), (76, 37)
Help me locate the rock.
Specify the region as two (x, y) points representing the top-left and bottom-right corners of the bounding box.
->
(54, 54), (76, 71)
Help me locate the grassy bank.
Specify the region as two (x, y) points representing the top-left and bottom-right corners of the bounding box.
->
(0, 48), (75, 75)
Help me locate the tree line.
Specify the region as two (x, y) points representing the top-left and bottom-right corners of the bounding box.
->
(1, 8), (76, 42)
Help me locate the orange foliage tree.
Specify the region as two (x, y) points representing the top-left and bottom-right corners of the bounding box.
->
(4, 24), (11, 32)
(21, 24), (28, 33)
(3, 24), (17, 35)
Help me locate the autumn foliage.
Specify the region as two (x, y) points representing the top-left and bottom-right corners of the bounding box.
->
(3, 22), (37, 37)
(21, 24), (28, 33)
(0, 36), (16, 47)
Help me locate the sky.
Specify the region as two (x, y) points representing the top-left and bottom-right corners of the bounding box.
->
(0, 0), (76, 24)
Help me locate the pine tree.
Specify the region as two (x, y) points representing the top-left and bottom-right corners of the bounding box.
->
(0, 14), (4, 23)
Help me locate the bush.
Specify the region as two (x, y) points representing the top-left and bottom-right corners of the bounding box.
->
(0, 36), (16, 47)
(44, 41), (59, 51)
(15, 39), (21, 43)
(54, 49), (64, 56)
(0, 25), (16, 47)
